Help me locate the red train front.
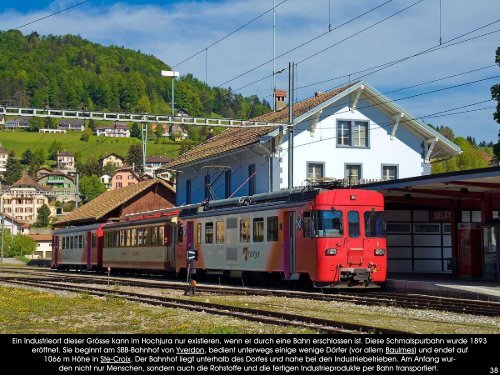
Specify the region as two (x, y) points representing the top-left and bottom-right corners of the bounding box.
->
(306, 189), (386, 287)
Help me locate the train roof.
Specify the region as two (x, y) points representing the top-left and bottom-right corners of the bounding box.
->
(52, 223), (103, 235)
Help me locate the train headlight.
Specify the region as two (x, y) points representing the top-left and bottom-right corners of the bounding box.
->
(325, 248), (337, 256)
(374, 249), (385, 256)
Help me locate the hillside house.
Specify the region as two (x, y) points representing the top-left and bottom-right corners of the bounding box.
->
(0, 145), (8, 175)
(110, 167), (140, 190)
(58, 119), (85, 131)
(0, 175), (51, 223)
(5, 117), (29, 130)
(96, 122), (130, 137)
(37, 173), (76, 202)
(166, 81), (461, 205)
(99, 153), (124, 170)
(144, 156), (173, 178)
(57, 151), (75, 170)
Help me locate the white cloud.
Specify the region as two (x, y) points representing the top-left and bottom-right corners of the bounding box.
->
(0, 0), (499, 140)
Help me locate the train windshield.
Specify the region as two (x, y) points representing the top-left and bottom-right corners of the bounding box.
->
(314, 210), (343, 237)
(364, 210), (386, 237)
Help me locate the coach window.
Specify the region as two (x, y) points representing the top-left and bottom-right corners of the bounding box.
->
(131, 229), (137, 247)
(253, 218), (264, 242)
(303, 212), (311, 238)
(364, 210), (386, 237)
(348, 211), (361, 238)
(240, 219), (250, 243)
(92, 234), (97, 248)
(216, 221), (225, 244)
(70, 236), (74, 249)
(197, 223), (202, 244)
(267, 216), (279, 242)
(79, 235), (83, 249)
(158, 226), (165, 245)
(151, 227), (157, 246)
(205, 222), (214, 244)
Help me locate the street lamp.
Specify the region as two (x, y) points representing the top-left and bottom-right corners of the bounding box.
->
(161, 70), (180, 116)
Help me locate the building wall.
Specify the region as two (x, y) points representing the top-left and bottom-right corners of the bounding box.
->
(111, 171), (138, 189)
(32, 241), (53, 259)
(37, 175), (75, 202)
(101, 155), (124, 168)
(0, 188), (49, 223)
(176, 150), (272, 205)
(278, 96), (428, 190)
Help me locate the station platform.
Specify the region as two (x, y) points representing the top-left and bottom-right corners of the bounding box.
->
(386, 273), (500, 301)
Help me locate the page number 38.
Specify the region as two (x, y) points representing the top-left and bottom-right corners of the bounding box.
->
(490, 367), (498, 374)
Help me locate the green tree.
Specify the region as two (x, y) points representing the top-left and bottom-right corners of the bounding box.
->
(48, 140), (63, 160)
(5, 151), (22, 184)
(80, 127), (92, 142)
(76, 156), (100, 177)
(127, 144), (143, 172)
(88, 119), (97, 131)
(130, 122), (141, 139)
(28, 117), (43, 132)
(9, 234), (36, 257)
(154, 124), (164, 139)
(432, 137), (489, 173)
(137, 94), (151, 113)
(79, 175), (107, 203)
(33, 204), (51, 227)
(21, 149), (33, 165)
(0, 230), (13, 257)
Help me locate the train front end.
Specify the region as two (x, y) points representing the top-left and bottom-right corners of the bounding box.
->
(313, 189), (386, 287)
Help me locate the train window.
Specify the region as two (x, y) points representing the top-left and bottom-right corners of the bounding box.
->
(240, 219), (250, 243)
(314, 210), (343, 237)
(364, 210), (386, 237)
(197, 223), (202, 244)
(348, 211), (361, 238)
(158, 226), (165, 246)
(205, 222), (214, 244)
(131, 229), (137, 247)
(216, 221), (225, 244)
(253, 218), (264, 242)
(120, 230), (126, 247)
(92, 234), (97, 248)
(303, 212), (311, 238)
(79, 235), (83, 249)
(144, 227), (151, 246)
(267, 216), (279, 242)
(151, 227), (157, 246)
(70, 236), (74, 249)
(138, 228), (145, 246)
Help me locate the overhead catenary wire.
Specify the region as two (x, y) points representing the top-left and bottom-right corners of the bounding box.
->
(218, 0), (395, 87)
(14, 0), (90, 29)
(172, 0), (290, 69)
(235, 19), (500, 94)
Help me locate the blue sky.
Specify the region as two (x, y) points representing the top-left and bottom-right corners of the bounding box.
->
(1, 0), (499, 142)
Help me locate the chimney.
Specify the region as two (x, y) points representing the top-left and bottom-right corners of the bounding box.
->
(315, 91), (322, 97)
(274, 89), (287, 111)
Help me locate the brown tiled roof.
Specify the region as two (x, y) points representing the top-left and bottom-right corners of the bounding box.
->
(28, 234), (52, 241)
(55, 178), (176, 226)
(166, 83), (355, 168)
(13, 175), (43, 189)
(146, 156), (172, 163)
(58, 151), (73, 157)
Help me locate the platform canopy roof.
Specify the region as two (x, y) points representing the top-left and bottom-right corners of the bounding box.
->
(360, 166), (500, 209)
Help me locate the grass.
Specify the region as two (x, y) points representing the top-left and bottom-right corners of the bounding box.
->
(0, 130), (182, 161)
(0, 286), (313, 334)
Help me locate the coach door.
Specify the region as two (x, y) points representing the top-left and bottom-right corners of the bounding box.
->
(186, 221), (194, 255)
(285, 211), (296, 277)
(346, 210), (363, 266)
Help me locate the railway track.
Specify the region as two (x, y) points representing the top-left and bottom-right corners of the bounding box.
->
(2, 266), (500, 317)
(2, 277), (405, 334)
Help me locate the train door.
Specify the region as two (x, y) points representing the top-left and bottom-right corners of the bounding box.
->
(346, 210), (363, 266)
(186, 221), (194, 258)
(52, 236), (59, 267)
(285, 211), (296, 278)
(86, 231), (92, 270)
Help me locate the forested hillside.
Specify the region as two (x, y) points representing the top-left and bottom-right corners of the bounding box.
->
(0, 30), (270, 118)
